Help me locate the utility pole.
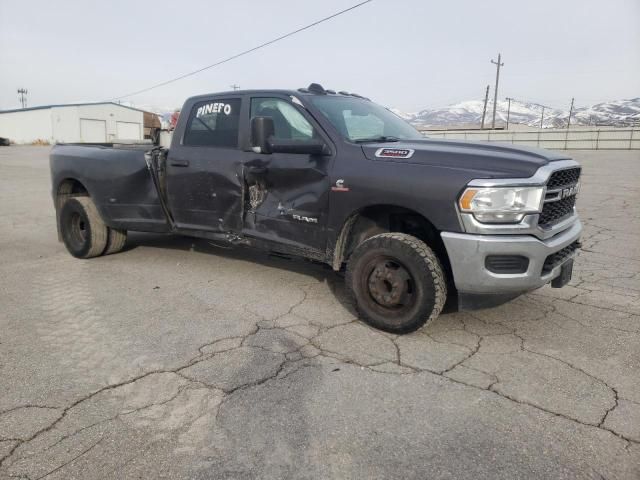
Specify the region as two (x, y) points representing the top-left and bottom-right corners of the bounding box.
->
(564, 97), (575, 149)
(480, 85), (490, 129)
(505, 97), (513, 130)
(566, 97), (575, 129)
(490, 53), (504, 129)
(17, 88), (28, 108)
(230, 84), (240, 91)
(539, 105), (546, 129)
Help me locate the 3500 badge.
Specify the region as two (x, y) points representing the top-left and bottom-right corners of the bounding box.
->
(374, 148), (415, 159)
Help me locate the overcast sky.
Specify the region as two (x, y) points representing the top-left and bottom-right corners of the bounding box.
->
(1, 0), (638, 112)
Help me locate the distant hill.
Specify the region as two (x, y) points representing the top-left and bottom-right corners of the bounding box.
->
(122, 97), (640, 130)
(393, 98), (640, 129)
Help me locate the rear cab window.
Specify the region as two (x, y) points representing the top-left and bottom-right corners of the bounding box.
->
(183, 98), (241, 147)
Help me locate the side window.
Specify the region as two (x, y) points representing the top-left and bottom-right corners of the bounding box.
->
(250, 97), (314, 140)
(183, 98), (241, 147)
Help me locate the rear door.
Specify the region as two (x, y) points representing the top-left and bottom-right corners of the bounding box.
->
(241, 95), (332, 252)
(165, 96), (245, 232)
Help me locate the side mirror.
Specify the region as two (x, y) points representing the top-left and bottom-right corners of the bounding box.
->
(269, 138), (328, 155)
(251, 116), (275, 154)
(251, 115), (329, 156)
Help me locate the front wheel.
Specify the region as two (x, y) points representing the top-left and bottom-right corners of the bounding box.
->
(346, 233), (447, 334)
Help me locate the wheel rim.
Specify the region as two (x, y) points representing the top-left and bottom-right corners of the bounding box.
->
(68, 212), (87, 249)
(364, 256), (416, 314)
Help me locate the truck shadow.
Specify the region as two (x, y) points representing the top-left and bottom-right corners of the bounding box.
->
(124, 232), (358, 316)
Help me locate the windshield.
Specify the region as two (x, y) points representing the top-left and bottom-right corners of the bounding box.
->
(308, 96), (423, 142)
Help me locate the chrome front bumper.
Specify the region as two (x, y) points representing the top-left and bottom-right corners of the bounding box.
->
(441, 219), (582, 294)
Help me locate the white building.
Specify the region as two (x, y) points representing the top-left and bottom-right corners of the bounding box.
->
(0, 102), (149, 144)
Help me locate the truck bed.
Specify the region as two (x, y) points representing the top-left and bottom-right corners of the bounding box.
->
(50, 143), (170, 232)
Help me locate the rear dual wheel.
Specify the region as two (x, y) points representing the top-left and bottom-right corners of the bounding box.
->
(104, 227), (127, 255)
(346, 233), (447, 334)
(59, 197), (126, 258)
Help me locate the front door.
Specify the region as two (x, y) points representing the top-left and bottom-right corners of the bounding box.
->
(165, 97), (244, 232)
(242, 96), (332, 252)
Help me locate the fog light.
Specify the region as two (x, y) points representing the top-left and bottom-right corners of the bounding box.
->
(485, 255), (529, 274)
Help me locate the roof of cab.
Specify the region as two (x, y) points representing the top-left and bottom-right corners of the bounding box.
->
(186, 84), (369, 103)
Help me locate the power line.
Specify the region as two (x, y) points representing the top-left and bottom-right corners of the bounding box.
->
(520, 100), (553, 129)
(508, 98), (552, 109)
(508, 99), (553, 129)
(108, 0), (373, 101)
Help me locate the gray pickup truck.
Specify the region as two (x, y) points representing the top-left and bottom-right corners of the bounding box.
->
(50, 83), (582, 333)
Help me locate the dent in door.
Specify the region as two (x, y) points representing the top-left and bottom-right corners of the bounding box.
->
(242, 156), (329, 250)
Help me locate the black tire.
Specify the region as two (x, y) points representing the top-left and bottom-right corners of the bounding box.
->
(346, 233), (447, 334)
(103, 228), (127, 255)
(59, 197), (108, 259)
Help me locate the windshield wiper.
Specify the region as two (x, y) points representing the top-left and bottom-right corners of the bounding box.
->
(353, 135), (401, 143)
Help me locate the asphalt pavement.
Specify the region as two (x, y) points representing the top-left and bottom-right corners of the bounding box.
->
(1, 146), (639, 479)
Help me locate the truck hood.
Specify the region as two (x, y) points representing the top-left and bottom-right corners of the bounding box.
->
(361, 138), (571, 178)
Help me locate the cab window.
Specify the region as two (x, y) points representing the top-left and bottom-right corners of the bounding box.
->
(250, 98), (314, 140)
(184, 98), (241, 147)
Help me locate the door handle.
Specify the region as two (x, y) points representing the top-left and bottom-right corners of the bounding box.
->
(170, 159), (189, 167)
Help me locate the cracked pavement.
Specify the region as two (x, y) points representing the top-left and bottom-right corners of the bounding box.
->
(1, 147), (639, 479)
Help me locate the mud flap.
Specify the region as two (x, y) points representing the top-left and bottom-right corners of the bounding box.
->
(551, 258), (574, 288)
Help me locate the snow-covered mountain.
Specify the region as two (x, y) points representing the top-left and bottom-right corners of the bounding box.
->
(570, 99), (640, 127)
(388, 108), (417, 121)
(395, 98), (640, 128)
(119, 97), (640, 130)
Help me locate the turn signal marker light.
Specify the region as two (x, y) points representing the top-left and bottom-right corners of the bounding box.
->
(459, 189), (478, 211)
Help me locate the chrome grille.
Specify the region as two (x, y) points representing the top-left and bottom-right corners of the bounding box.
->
(539, 196), (576, 227)
(546, 167), (581, 188)
(539, 167), (581, 228)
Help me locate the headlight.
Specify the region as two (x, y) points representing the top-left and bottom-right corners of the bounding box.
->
(459, 186), (544, 224)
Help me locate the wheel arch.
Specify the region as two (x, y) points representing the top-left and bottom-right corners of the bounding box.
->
(55, 177), (90, 210)
(54, 177), (91, 241)
(331, 205), (454, 291)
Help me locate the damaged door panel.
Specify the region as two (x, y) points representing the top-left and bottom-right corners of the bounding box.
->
(243, 159), (268, 211)
(242, 97), (332, 251)
(242, 154), (331, 250)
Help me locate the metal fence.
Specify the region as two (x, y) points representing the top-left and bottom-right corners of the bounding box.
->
(421, 127), (640, 150)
